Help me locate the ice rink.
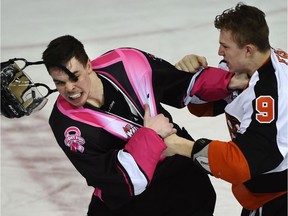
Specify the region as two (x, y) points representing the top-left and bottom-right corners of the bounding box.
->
(1, 0), (287, 215)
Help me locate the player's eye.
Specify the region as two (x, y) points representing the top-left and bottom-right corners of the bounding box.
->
(54, 80), (65, 86)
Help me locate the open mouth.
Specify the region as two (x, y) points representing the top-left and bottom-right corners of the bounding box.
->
(69, 93), (81, 100)
(225, 61), (230, 69)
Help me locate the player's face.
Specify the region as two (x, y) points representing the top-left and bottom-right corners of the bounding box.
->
(49, 57), (92, 107)
(217, 29), (250, 74)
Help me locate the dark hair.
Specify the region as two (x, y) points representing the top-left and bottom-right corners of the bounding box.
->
(42, 35), (89, 72)
(214, 3), (270, 52)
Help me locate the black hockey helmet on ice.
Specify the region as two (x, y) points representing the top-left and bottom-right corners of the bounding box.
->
(0, 59), (49, 118)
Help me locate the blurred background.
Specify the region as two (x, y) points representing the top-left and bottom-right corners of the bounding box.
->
(1, 0), (287, 215)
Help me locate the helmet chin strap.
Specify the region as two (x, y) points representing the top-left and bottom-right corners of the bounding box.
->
(4, 58), (77, 98)
(7, 58), (79, 83)
(43, 60), (78, 82)
(10, 58), (59, 98)
(33, 82), (58, 98)
(52, 64), (78, 82)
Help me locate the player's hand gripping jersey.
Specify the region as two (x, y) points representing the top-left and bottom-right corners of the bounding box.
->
(49, 48), (233, 214)
(189, 48), (288, 210)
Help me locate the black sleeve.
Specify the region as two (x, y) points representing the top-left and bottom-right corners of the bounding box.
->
(138, 50), (193, 108)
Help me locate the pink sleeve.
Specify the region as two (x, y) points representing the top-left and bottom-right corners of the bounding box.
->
(191, 67), (233, 102)
(124, 127), (166, 181)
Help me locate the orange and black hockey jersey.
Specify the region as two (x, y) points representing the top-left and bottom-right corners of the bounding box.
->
(189, 48), (288, 210)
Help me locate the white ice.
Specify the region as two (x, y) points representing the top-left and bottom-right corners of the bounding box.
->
(1, 0), (287, 215)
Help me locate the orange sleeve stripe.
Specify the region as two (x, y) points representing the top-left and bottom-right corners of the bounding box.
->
(232, 184), (287, 210)
(208, 140), (251, 184)
(187, 102), (214, 117)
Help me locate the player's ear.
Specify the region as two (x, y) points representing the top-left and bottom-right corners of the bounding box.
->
(86, 60), (92, 74)
(245, 44), (256, 57)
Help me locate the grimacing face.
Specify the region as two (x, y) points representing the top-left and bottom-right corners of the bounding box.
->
(218, 29), (250, 74)
(49, 57), (92, 107)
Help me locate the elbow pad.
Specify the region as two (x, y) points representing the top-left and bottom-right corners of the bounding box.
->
(191, 138), (212, 175)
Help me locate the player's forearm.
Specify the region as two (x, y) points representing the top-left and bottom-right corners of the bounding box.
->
(163, 134), (194, 158)
(228, 73), (249, 90)
(164, 135), (213, 175)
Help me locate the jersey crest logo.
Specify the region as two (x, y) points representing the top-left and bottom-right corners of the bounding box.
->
(225, 113), (240, 139)
(64, 126), (86, 153)
(123, 124), (138, 139)
(274, 49), (288, 65)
